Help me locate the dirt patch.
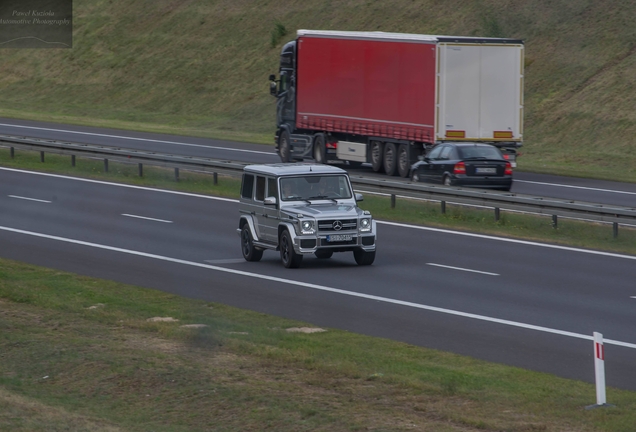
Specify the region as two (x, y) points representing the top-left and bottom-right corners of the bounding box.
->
(286, 327), (326, 334)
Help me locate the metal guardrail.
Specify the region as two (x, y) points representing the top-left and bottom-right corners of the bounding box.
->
(2, 134), (636, 233)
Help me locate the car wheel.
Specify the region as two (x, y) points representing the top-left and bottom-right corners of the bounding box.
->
(313, 134), (326, 164)
(371, 141), (384, 173)
(353, 249), (375, 266)
(314, 250), (333, 259)
(280, 230), (303, 268)
(443, 175), (452, 186)
(397, 144), (410, 178)
(279, 130), (291, 163)
(241, 225), (263, 262)
(383, 142), (398, 176)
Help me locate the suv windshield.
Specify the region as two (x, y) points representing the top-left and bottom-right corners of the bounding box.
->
(280, 175), (353, 201)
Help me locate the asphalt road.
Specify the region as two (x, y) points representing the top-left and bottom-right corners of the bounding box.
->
(1, 167), (636, 391)
(2, 117), (636, 208)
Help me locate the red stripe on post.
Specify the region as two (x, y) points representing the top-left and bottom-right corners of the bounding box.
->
(596, 342), (605, 360)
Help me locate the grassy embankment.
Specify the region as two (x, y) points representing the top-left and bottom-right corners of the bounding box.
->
(1, 1), (636, 181)
(2, 258), (636, 432)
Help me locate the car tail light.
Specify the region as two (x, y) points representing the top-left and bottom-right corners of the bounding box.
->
(326, 141), (337, 149)
(453, 162), (466, 175)
(503, 154), (509, 160)
(504, 162), (513, 176)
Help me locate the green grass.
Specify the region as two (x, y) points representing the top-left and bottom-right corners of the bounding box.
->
(2, 258), (636, 431)
(1, 1), (636, 181)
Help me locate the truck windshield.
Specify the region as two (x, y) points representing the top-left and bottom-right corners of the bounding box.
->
(280, 175), (352, 201)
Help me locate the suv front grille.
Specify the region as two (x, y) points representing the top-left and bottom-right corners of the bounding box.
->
(318, 219), (357, 232)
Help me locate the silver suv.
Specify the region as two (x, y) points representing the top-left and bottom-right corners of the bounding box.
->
(238, 163), (377, 268)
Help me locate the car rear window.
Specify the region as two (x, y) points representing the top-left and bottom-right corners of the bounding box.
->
(458, 146), (503, 160)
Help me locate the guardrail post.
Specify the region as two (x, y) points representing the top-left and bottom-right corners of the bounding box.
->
(71, 155), (76, 167)
(552, 215), (558, 229)
(10, 147), (14, 159)
(104, 159), (109, 173)
(613, 222), (618, 238)
(175, 168), (179, 182)
(40, 151), (44, 162)
(441, 201), (446, 214)
(390, 194), (396, 209)
(213, 172), (218, 185)
(494, 207), (500, 222)
(138, 163), (143, 177)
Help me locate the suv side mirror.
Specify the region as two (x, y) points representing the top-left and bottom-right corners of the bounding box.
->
(264, 196), (277, 206)
(355, 193), (364, 202)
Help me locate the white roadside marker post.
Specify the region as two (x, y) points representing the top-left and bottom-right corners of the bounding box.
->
(586, 332), (614, 409)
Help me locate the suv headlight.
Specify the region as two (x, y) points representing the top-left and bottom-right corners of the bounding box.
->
(301, 220), (315, 234)
(359, 218), (371, 232)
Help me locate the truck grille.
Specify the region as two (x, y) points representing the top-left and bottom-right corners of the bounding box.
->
(318, 219), (357, 232)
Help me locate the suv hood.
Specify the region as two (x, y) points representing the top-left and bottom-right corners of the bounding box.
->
(282, 203), (363, 219)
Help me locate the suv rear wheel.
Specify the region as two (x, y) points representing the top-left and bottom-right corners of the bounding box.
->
(314, 250), (333, 259)
(353, 249), (375, 266)
(280, 230), (303, 268)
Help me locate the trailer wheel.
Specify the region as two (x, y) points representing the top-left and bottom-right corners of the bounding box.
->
(371, 141), (384, 173)
(313, 134), (326, 164)
(383, 142), (398, 176)
(397, 144), (410, 178)
(279, 130), (291, 163)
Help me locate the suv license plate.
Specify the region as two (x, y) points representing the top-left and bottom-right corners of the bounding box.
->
(326, 234), (352, 242)
(476, 167), (497, 174)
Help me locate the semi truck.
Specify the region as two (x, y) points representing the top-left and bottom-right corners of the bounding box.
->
(268, 30), (524, 177)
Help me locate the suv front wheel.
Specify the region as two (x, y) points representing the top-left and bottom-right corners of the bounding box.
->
(241, 225), (263, 262)
(280, 230), (303, 268)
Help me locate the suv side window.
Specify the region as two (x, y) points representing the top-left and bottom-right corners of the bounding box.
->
(267, 177), (278, 199)
(255, 176), (266, 202)
(241, 174), (254, 199)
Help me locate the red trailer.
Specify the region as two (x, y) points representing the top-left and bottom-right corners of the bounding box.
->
(269, 30), (524, 177)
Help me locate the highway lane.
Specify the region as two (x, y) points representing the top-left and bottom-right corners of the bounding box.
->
(0, 117), (280, 165)
(2, 118), (636, 207)
(1, 167), (636, 390)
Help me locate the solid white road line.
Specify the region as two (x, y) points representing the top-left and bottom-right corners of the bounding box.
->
(8, 195), (51, 203)
(0, 123), (275, 156)
(4, 166), (636, 261)
(426, 263), (499, 276)
(515, 179), (636, 196)
(122, 214), (172, 223)
(0, 224), (635, 350)
(0, 167), (237, 202)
